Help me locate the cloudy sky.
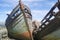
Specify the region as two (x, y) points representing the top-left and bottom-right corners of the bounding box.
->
(0, 0), (57, 23)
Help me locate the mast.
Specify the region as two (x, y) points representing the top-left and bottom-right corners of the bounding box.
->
(58, 0), (60, 2)
(19, 0), (33, 40)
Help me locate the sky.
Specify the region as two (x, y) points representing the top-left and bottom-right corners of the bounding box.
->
(0, 0), (57, 23)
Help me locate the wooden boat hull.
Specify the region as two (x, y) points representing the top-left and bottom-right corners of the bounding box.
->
(5, 13), (32, 40)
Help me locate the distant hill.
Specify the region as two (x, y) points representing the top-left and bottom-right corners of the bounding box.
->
(0, 21), (5, 27)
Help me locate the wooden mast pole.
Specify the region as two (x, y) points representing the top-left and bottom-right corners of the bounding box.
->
(19, 0), (33, 40)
